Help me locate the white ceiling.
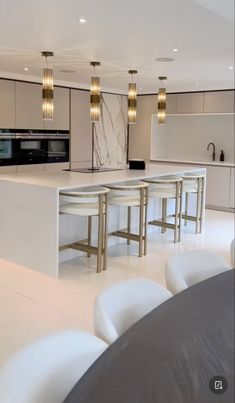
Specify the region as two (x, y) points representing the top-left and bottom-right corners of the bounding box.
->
(0, 0), (234, 93)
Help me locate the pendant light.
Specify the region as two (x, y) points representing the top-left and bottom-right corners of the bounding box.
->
(128, 70), (138, 124)
(90, 61), (101, 122)
(41, 51), (54, 120)
(157, 76), (167, 124)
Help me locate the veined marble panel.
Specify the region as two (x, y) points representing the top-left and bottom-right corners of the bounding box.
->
(94, 93), (128, 168)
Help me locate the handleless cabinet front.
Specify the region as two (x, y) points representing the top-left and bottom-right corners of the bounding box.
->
(205, 166), (230, 208)
(71, 90), (91, 164)
(204, 91), (235, 113)
(0, 79), (15, 128)
(176, 93), (204, 114)
(15, 82), (44, 129)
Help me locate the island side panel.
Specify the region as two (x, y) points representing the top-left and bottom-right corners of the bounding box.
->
(0, 180), (58, 277)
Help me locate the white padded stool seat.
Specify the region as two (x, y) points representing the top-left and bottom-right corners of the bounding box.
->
(93, 277), (172, 344)
(0, 330), (107, 403)
(165, 250), (231, 295)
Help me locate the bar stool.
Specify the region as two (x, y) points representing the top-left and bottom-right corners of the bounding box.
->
(106, 181), (149, 257)
(59, 186), (109, 273)
(181, 173), (205, 234)
(144, 176), (183, 243)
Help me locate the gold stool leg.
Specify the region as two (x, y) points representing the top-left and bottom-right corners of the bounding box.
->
(161, 199), (164, 233)
(97, 194), (104, 273)
(103, 194), (108, 270)
(87, 216), (92, 257)
(144, 188), (148, 255)
(184, 193), (188, 226)
(163, 198), (167, 233)
(178, 182), (183, 242)
(127, 206), (131, 245)
(139, 188), (144, 257)
(199, 177), (205, 233)
(174, 182), (180, 243)
(196, 178), (200, 234)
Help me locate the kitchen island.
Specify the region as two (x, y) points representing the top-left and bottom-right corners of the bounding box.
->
(0, 164), (205, 277)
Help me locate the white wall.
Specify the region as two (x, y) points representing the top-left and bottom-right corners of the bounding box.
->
(151, 114), (235, 163)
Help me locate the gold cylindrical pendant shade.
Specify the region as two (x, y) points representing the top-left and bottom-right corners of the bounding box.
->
(128, 82), (137, 124)
(42, 67), (54, 120)
(157, 87), (166, 124)
(90, 76), (101, 121)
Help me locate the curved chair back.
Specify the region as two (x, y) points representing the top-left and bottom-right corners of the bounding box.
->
(93, 278), (172, 344)
(106, 181), (148, 206)
(165, 250), (230, 295)
(60, 186), (109, 205)
(0, 330), (107, 403)
(144, 176), (182, 198)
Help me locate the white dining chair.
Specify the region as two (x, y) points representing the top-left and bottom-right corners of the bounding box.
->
(0, 330), (108, 403)
(93, 277), (172, 344)
(231, 239), (235, 267)
(165, 250), (231, 295)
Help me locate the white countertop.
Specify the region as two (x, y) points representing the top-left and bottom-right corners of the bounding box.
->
(0, 163), (205, 191)
(151, 158), (235, 168)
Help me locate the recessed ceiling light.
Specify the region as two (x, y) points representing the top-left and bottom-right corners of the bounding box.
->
(228, 66), (233, 70)
(172, 48), (179, 52)
(195, 83), (200, 87)
(24, 67), (29, 71)
(155, 57), (175, 62)
(78, 18), (86, 23)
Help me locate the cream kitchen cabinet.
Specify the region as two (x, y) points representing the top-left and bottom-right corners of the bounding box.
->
(229, 168), (234, 208)
(0, 79), (15, 128)
(44, 162), (69, 172)
(16, 164), (45, 173)
(71, 89), (91, 164)
(204, 166), (231, 209)
(176, 93), (204, 114)
(15, 82), (44, 129)
(204, 91), (234, 113)
(44, 87), (69, 130)
(166, 94), (177, 114)
(0, 166), (16, 174)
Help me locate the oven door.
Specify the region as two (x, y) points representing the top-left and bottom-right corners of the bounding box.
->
(0, 138), (16, 166)
(46, 138), (69, 163)
(15, 138), (46, 165)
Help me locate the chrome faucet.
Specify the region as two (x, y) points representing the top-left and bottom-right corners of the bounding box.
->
(207, 142), (216, 161)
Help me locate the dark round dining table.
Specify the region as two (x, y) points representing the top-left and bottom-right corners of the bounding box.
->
(63, 270), (234, 403)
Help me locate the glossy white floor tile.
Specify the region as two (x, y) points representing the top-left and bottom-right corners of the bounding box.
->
(0, 209), (234, 365)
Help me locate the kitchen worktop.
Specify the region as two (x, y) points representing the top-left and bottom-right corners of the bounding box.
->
(0, 163), (204, 191)
(151, 158), (235, 168)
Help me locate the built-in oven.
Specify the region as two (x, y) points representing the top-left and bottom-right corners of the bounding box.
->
(0, 132), (16, 166)
(15, 134), (46, 165)
(45, 135), (70, 163)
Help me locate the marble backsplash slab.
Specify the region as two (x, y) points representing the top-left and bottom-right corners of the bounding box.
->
(94, 93), (128, 168)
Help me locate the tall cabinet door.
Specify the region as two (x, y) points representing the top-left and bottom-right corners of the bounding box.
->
(205, 166), (230, 208)
(71, 89), (91, 165)
(44, 87), (69, 130)
(229, 168), (234, 208)
(0, 79), (15, 128)
(15, 82), (44, 129)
